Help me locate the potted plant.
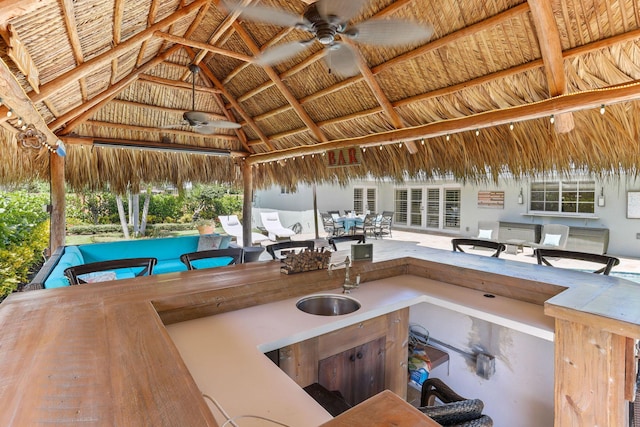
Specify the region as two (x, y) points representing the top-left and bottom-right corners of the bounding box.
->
(195, 218), (215, 235)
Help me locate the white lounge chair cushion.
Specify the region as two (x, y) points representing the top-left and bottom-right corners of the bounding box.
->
(542, 234), (561, 246)
(478, 229), (493, 239)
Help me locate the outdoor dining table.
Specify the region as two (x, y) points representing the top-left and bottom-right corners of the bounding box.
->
(337, 216), (364, 233)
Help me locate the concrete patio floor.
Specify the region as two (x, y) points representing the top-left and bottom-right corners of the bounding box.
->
(287, 228), (640, 276)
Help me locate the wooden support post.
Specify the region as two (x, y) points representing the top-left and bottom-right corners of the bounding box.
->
(554, 318), (627, 426)
(242, 162), (252, 248)
(49, 152), (65, 254)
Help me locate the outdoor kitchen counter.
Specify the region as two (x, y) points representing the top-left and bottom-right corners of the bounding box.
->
(166, 274), (554, 426)
(0, 244), (639, 426)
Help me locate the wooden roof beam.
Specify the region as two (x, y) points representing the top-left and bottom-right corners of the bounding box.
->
(246, 107), (384, 144)
(135, 0), (161, 67)
(0, 57), (60, 147)
(154, 32), (254, 63)
(528, 0), (574, 133)
(246, 80), (640, 165)
(393, 28), (640, 109)
(343, 40), (404, 130)
(231, 21), (327, 142)
(60, 0), (87, 99)
(222, 27), (294, 84)
(27, 0), (208, 104)
(179, 0), (250, 80)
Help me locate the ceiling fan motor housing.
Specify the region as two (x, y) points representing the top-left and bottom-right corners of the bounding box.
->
(303, 3), (340, 45)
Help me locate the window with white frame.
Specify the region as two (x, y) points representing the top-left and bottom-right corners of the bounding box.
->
(395, 189), (408, 224)
(353, 187), (376, 214)
(530, 181), (595, 214)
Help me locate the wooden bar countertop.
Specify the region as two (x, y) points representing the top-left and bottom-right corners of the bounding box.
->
(1, 244), (639, 426)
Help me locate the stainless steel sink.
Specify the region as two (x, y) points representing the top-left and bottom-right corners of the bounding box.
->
(296, 294), (361, 316)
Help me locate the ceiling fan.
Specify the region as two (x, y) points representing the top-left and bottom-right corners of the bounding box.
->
(164, 64), (241, 134)
(225, 0), (434, 77)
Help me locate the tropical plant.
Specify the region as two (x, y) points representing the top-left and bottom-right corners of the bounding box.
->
(0, 190), (50, 301)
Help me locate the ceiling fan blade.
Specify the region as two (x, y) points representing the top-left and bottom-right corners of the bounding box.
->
(202, 120), (242, 129)
(344, 19), (434, 46)
(315, 0), (367, 23)
(184, 111), (241, 129)
(224, 1), (303, 27)
(256, 40), (313, 65)
(324, 43), (360, 77)
(193, 125), (218, 135)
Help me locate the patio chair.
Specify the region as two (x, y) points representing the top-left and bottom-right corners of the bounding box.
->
(375, 211), (394, 238)
(260, 211), (297, 241)
(218, 215), (269, 247)
(534, 248), (620, 275)
(528, 224), (569, 250)
(418, 378), (493, 426)
(266, 240), (315, 260)
(64, 257), (157, 285)
(452, 238), (506, 258)
(328, 234), (366, 251)
(476, 220), (499, 241)
(180, 247), (244, 270)
(321, 212), (345, 237)
(352, 213), (377, 238)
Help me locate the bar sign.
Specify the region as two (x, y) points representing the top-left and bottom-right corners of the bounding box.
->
(326, 147), (362, 168)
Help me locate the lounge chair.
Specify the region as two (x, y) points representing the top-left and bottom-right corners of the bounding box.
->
(476, 220), (499, 241)
(528, 224), (570, 250)
(260, 211), (297, 241)
(218, 215), (269, 247)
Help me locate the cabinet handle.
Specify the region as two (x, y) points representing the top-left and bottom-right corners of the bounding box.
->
(356, 352), (363, 359)
(349, 354), (356, 362)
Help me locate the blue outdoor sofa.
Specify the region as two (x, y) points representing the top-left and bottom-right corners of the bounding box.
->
(28, 234), (234, 289)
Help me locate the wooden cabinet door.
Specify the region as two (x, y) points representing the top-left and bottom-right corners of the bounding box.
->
(318, 337), (386, 406)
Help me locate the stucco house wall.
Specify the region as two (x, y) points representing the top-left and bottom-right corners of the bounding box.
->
(253, 175), (640, 258)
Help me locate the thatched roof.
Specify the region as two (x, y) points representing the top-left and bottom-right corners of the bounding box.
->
(1, 0), (640, 193)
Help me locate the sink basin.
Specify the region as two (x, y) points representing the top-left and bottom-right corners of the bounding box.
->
(296, 294), (361, 316)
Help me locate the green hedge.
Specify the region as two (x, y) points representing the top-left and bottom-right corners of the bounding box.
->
(67, 223), (197, 235)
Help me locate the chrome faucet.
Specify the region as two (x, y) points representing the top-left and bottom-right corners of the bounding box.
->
(329, 256), (360, 294)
